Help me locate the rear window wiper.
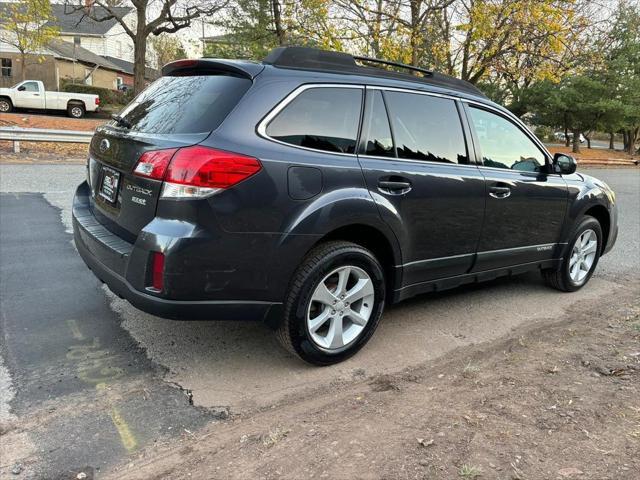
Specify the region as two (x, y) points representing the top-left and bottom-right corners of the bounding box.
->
(111, 114), (132, 129)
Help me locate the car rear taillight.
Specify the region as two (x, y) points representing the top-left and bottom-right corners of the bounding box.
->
(95, 97), (100, 105)
(151, 252), (165, 291)
(132, 146), (261, 199)
(133, 149), (178, 180)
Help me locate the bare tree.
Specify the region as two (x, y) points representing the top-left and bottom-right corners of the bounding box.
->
(65, 0), (228, 93)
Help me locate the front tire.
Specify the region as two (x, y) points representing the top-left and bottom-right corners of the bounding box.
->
(0, 97), (13, 113)
(276, 241), (386, 365)
(543, 215), (602, 292)
(67, 103), (85, 118)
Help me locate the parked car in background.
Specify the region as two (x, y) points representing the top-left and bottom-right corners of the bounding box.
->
(0, 80), (100, 118)
(554, 131), (586, 143)
(72, 47), (618, 365)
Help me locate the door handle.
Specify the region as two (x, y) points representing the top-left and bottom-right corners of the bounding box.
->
(489, 185), (511, 199)
(378, 179), (411, 194)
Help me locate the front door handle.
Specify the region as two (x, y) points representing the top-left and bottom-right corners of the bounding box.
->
(489, 185), (511, 198)
(378, 178), (412, 194)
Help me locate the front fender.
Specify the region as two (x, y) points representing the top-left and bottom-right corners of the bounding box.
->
(559, 172), (617, 257)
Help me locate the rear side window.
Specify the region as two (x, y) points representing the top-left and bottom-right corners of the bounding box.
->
(384, 91), (468, 164)
(266, 87), (362, 154)
(362, 90), (394, 157)
(116, 74), (251, 134)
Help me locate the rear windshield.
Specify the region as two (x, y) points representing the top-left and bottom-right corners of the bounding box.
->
(115, 74), (251, 134)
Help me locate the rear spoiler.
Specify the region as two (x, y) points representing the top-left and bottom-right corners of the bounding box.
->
(162, 59), (265, 80)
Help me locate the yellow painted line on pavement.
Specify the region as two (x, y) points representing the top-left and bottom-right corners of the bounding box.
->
(96, 383), (138, 452)
(65, 319), (85, 340)
(109, 407), (138, 452)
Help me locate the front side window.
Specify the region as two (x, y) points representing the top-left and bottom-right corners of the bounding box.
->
(22, 81), (38, 92)
(266, 87), (362, 154)
(469, 107), (546, 172)
(1, 58), (11, 77)
(384, 91), (468, 164)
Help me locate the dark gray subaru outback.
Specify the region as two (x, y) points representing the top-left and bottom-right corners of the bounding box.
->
(73, 47), (618, 365)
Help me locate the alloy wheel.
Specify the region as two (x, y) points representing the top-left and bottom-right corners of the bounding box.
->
(569, 229), (598, 283)
(306, 265), (375, 350)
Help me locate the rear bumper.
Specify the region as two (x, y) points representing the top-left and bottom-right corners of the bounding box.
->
(72, 182), (283, 322)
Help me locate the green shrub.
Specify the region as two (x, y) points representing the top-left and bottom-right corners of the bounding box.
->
(61, 81), (130, 105)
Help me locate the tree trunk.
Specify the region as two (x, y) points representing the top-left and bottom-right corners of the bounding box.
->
(585, 135), (591, 149)
(272, 0), (285, 45)
(133, 33), (147, 95)
(572, 129), (581, 154)
(628, 128), (639, 155)
(20, 51), (26, 81)
(609, 132), (615, 150)
(409, 0), (420, 67)
(564, 118), (570, 147)
(623, 130), (629, 151)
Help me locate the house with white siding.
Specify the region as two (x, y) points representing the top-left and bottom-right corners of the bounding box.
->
(44, 3), (157, 89)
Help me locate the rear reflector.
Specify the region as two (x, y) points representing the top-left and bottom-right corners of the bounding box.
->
(132, 146), (261, 199)
(151, 252), (165, 291)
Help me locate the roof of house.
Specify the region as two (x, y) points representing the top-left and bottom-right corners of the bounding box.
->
(45, 4), (132, 36)
(47, 39), (121, 71)
(103, 56), (159, 79)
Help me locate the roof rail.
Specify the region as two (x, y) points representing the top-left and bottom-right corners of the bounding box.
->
(353, 55), (433, 77)
(262, 47), (486, 98)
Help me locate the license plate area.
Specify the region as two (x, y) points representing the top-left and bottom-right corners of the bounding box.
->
(98, 166), (121, 203)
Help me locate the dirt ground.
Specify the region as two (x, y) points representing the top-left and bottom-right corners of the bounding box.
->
(105, 283), (639, 480)
(546, 145), (637, 166)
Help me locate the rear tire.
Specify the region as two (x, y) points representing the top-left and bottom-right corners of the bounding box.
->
(543, 215), (602, 292)
(276, 241), (386, 365)
(0, 97), (13, 113)
(67, 103), (85, 118)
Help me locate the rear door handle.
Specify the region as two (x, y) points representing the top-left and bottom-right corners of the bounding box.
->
(378, 179), (412, 194)
(489, 185), (511, 198)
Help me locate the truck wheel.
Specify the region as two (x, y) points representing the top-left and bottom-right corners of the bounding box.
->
(276, 241), (386, 365)
(543, 215), (602, 292)
(0, 97), (12, 113)
(67, 103), (85, 119)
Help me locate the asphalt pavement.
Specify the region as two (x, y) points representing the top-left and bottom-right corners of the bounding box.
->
(0, 164), (638, 477)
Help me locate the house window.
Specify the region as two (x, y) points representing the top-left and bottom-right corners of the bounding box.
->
(1, 58), (12, 77)
(116, 76), (123, 89)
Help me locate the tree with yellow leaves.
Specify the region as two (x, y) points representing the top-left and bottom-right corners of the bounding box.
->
(0, 0), (59, 81)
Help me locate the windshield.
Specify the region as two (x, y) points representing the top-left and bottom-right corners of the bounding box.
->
(115, 74), (251, 134)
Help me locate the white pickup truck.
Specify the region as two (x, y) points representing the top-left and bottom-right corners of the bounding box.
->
(0, 80), (100, 118)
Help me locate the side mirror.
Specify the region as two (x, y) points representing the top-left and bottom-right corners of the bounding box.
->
(553, 153), (577, 175)
(17, 85), (26, 91)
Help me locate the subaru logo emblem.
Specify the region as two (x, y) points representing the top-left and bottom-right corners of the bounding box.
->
(99, 138), (110, 153)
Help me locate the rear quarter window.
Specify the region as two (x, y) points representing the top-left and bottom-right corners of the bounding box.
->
(116, 74), (251, 134)
(265, 87), (363, 154)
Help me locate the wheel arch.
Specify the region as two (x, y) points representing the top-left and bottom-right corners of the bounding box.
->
(67, 99), (86, 109)
(583, 204), (610, 253)
(0, 95), (13, 107)
(309, 223), (401, 301)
